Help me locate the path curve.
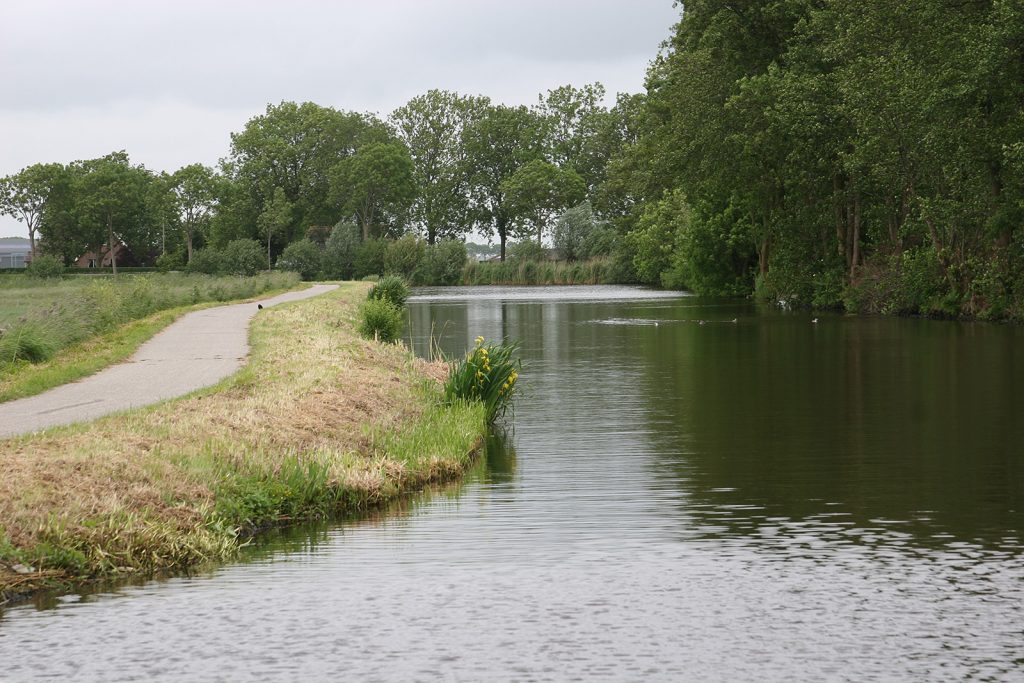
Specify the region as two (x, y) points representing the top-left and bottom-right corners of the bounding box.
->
(0, 284), (339, 439)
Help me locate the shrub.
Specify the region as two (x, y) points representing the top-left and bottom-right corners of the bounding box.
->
(155, 251), (185, 272)
(222, 239), (267, 276)
(25, 254), (65, 279)
(415, 240), (467, 285)
(581, 225), (619, 260)
(384, 234), (425, 278)
(358, 298), (404, 343)
(368, 274), (410, 308)
(277, 239), (323, 280)
(507, 240), (546, 263)
(443, 336), (521, 423)
(323, 221), (360, 280)
(354, 238), (387, 279)
(187, 248), (224, 275)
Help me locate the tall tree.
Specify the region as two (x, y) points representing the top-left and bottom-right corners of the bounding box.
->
(502, 160), (586, 245)
(329, 141), (416, 240)
(258, 187), (293, 268)
(74, 152), (154, 274)
(0, 163), (64, 256)
(227, 101), (386, 242)
(391, 90), (488, 244)
(167, 164), (220, 262)
(462, 104), (545, 260)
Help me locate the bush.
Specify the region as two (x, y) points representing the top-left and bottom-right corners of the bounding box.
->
(358, 298), (404, 343)
(354, 238), (387, 279)
(222, 239), (267, 276)
(277, 239), (323, 280)
(507, 240), (546, 263)
(323, 221), (360, 280)
(186, 248), (223, 275)
(384, 234), (425, 278)
(25, 254), (65, 279)
(415, 240), (467, 285)
(581, 226), (619, 260)
(443, 336), (521, 423)
(156, 251), (185, 272)
(368, 274), (410, 307)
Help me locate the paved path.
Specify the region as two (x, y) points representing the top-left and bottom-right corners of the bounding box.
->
(0, 284), (338, 439)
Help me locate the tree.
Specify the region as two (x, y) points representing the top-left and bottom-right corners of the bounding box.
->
(226, 101), (386, 243)
(535, 83), (619, 194)
(553, 201), (599, 261)
(502, 160), (586, 245)
(391, 90), (488, 244)
(0, 163), (63, 257)
(329, 141), (416, 240)
(74, 152), (154, 275)
(258, 187), (292, 267)
(462, 104), (545, 260)
(167, 164), (219, 263)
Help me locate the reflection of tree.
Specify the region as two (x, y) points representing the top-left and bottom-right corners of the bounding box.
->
(635, 313), (1024, 551)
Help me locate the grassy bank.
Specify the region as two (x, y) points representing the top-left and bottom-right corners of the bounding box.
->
(461, 258), (617, 286)
(0, 272), (302, 402)
(0, 282), (486, 602)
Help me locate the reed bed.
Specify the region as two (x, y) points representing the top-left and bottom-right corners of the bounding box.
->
(461, 258), (614, 286)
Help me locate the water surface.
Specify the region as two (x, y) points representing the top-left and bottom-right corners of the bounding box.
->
(2, 285), (1022, 681)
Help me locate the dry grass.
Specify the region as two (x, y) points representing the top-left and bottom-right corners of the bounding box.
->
(0, 282), (485, 601)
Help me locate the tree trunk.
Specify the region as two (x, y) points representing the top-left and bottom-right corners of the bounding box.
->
(108, 214), (118, 277)
(186, 231), (194, 263)
(849, 194), (861, 280)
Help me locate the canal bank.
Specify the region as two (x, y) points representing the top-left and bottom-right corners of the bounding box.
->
(0, 282), (486, 604)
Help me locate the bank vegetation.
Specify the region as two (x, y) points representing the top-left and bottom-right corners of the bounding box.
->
(0, 283), (485, 602)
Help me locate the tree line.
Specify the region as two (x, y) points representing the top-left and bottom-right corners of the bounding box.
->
(621, 0), (1024, 318)
(0, 86), (634, 274)
(3, 0), (1022, 318)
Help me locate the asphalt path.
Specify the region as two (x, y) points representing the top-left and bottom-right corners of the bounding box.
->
(0, 283), (338, 439)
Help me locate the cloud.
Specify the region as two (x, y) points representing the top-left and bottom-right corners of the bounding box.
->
(0, 0), (678, 237)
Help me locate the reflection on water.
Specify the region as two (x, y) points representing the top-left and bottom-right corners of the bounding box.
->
(1, 285), (1022, 681)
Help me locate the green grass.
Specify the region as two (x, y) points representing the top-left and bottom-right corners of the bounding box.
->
(0, 272), (302, 401)
(0, 284), (487, 601)
(443, 336), (521, 423)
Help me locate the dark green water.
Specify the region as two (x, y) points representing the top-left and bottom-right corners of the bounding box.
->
(1, 285), (1022, 681)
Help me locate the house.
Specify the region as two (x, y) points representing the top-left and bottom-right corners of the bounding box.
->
(0, 238), (32, 268)
(75, 241), (139, 268)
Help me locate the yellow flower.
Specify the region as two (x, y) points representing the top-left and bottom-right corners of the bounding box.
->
(475, 336), (485, 345)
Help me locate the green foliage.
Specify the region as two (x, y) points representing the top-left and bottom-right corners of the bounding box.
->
(329, 141), (416, 240)
(186, 248), (223, 275)
(415, 240), (467, 285)
(507, 240), (546, 263)
(553, 201), (598, 261)
(0, 320), (59, 363)
(353, 238), (388, 279)
(501, 159), (586, 244)
(580, 225), (618, 260)
(383, 234), (425, 278)
(155, 251), (185, 272)
(25, 254), (65, 279)
(461, 258), (614, 286)
(221, 239), (267, 276)
(443, 336), (521, 424)
(358, 298), (404, 343)
(277, 239), (323, 280)
(322, 221), (361, 280)
(367, 274), (410, 308)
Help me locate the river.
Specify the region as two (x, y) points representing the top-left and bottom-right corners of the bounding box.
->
(1, 285), (1022, 681)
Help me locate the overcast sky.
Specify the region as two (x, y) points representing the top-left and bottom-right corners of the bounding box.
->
(0, 0), (679, 238)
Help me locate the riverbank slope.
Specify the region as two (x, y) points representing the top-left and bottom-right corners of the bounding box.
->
(0, 282), (485, 602)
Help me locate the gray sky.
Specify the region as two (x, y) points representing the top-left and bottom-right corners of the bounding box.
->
(0, 0), (678, 237)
